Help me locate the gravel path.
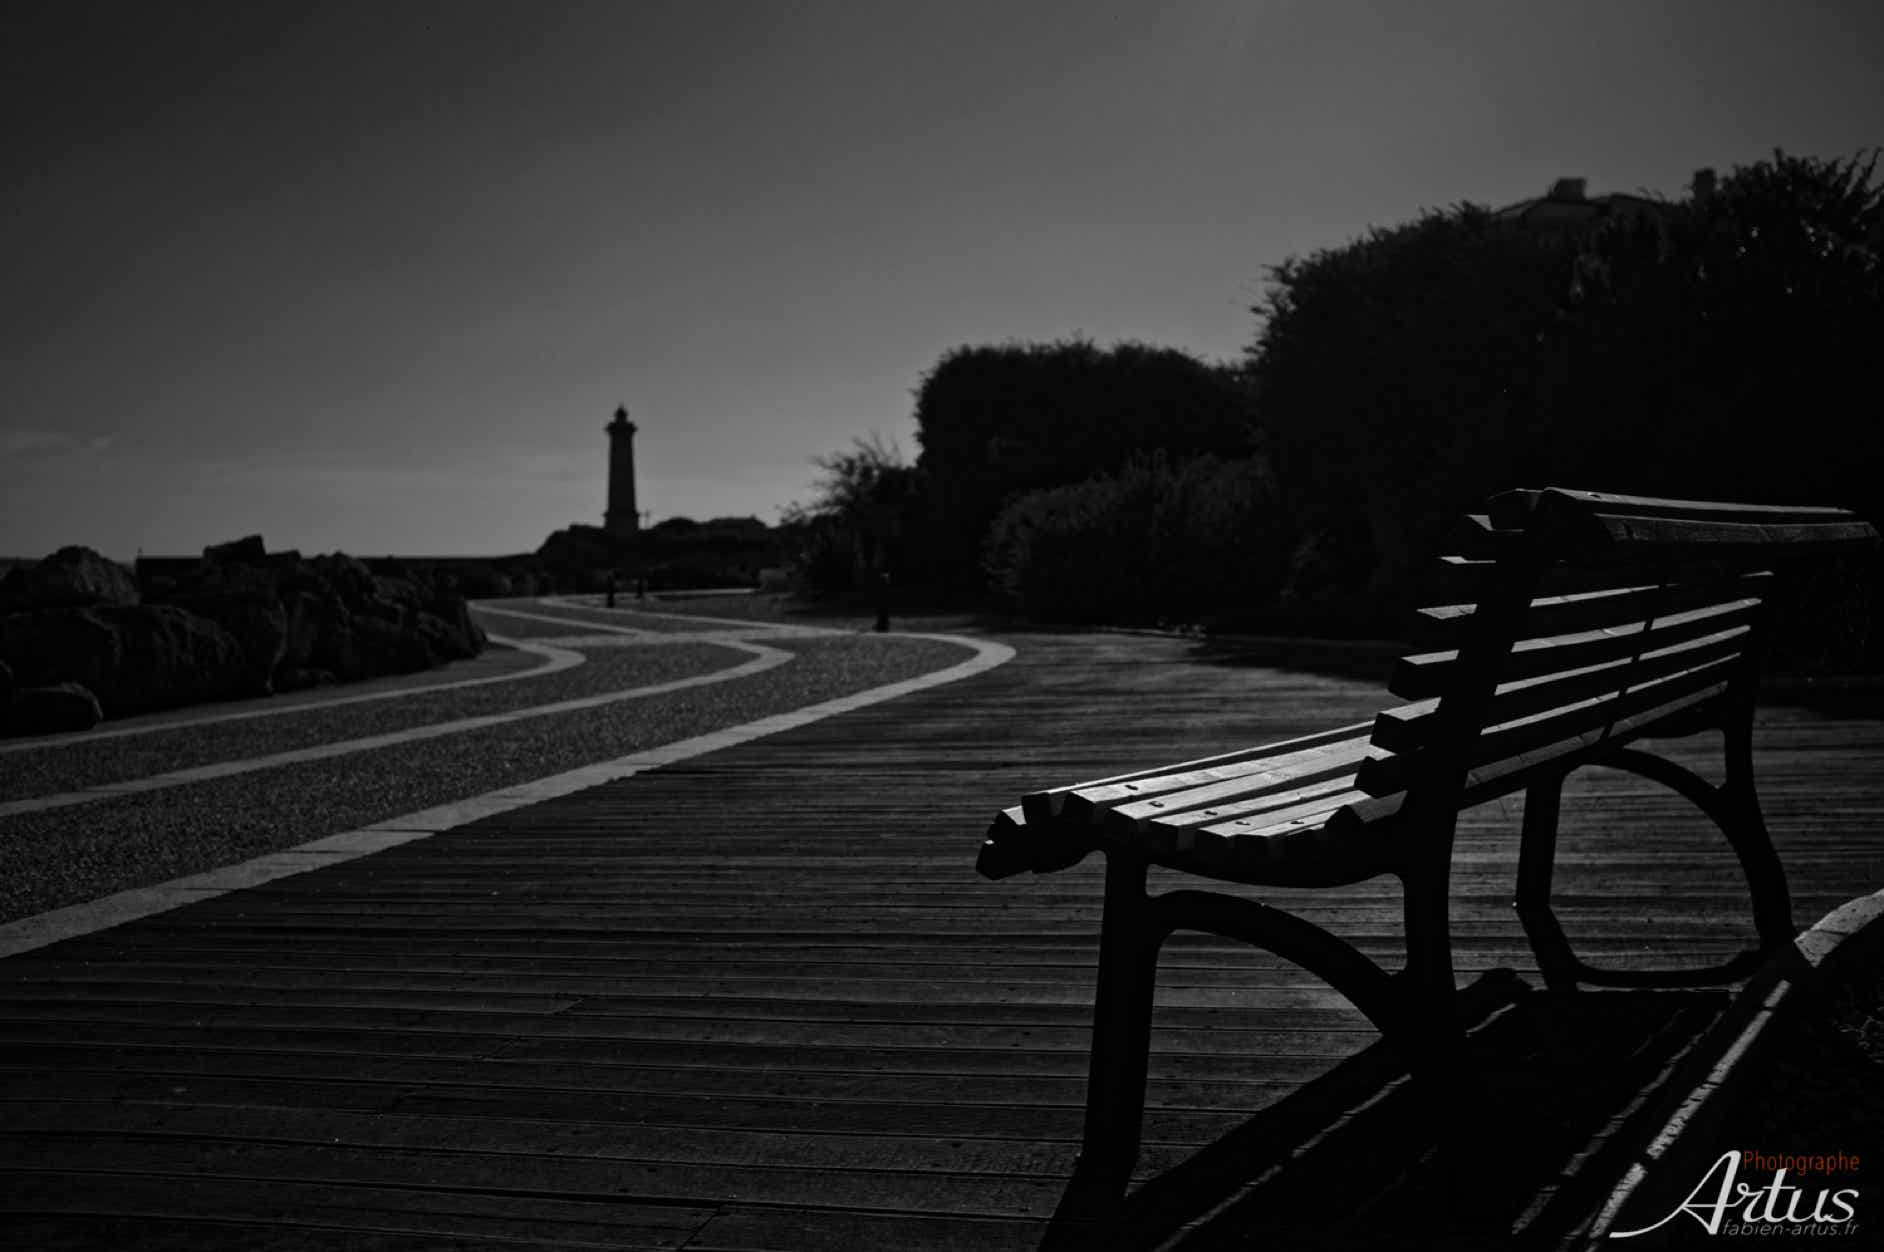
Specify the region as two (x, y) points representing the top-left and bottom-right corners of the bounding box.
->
(493, 598), (813, 635)
(0, 634), (973, 924)
(0, 643), (741, 802)
(546, 591), (988, 635)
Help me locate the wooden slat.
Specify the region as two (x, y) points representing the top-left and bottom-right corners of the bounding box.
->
(1047, 726), (1372, 825)
(1371, 624), (1754, 755)
(1360, 658), (1738, 797)
(1188, 789), (1377, 873)
(1095, 742), (1377, 836)
(1418, 551), (1772, 610)
(1499, 487), (1879, 561)
(1390, 597), (1761, 699)
(1018, 722), (1368, 824)
(1132, 776), (1362, 847)
(1414, 570), (1775, 647)
(1491, 486), (1865, 529)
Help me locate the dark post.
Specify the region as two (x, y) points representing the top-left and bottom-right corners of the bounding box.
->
(873, 568), (891, 633)
(605, 572), (616, 609)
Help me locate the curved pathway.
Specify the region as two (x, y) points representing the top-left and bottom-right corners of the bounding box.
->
(0, 598), (1011, 947)
(0, 636), (581, 753)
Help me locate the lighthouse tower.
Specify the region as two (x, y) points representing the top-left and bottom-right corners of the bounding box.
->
(603, 404), (639, 537)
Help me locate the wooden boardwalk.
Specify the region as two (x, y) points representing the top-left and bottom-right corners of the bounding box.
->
(2, 632), (1881, 1250)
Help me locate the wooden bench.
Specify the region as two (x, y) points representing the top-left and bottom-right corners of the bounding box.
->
(975, 487), (1878, 1211)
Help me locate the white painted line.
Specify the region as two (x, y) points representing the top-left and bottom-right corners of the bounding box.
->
(0, 637), (790, 819)
(0, 634), (1013, 958)
(0, 634), (583, 754)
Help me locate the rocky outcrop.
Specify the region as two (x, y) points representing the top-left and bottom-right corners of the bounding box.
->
(0, 546), (139, 612)
(6, 683), (103, 735)
(162, 559), (289, 697)
(0, 604), (247, 717)
(0, 538), (488, 734)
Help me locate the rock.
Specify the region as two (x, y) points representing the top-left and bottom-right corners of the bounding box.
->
(274, 666), (335, 692)
(310, 553), (376, 601)
(6, 683), (102, 734)
(1, 605), (245, 718)
(372, 574), (423, 614)
(159, 558), (287, 696)
(452, 564), (512, 598)
(93, 605), (247, 715)
(1, 541), (490, 725)
(203, 535), (268, 565)
(352, 614), (434, 677)
(171, 595), (288, 696)
(424, 593), (485, 659)
(1, 607), (123, 695)
(280, 589), (347, 670)
(0, 546), (140, 612)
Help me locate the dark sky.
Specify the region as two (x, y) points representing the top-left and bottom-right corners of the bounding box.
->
(5, 0), (1881, 556)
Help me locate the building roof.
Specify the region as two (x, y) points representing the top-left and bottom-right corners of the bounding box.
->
(1490, 177), (1668, 230)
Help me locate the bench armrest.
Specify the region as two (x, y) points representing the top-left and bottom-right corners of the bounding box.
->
(977, 806), (1098, 880)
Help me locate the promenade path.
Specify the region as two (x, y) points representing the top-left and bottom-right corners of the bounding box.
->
(1, 608), (1880, 1250)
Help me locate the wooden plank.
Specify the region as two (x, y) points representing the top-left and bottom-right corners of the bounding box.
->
(1192, 789), (1375, 854)
(1390, 597), (1760, 698)
(2, 1169), (713, 1247)
(1371, 625), (1753, 754)
(1414, 570), (1774, 645)
(1357, 677), (1732, 810)
(1129, 776), (1362, 849)
(1020, 723), (1368, 824)
(1503, 487), (1879, 560)
(1095, 745), (1375, 836)
(1490, 486), (1866, 528)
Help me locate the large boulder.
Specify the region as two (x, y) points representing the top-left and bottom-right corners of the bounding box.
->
(1, 607), (123, 695)
(6, 683), (102, 735)
(164, 561), (288, 696)
(203, 534), (268, 566)
(0, 604), (244, 719)
(309, 553), (376, 602)
(2, 537), (492, 730)
(0, 546), (139, 612)
(172, 596), (288, 695)
(426, 592), (486, 659)
(280, 589), (348, 670)
(352, 614), (434, 676)
(90, 605), (247, 715)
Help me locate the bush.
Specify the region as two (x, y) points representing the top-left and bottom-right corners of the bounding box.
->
(985, 455), (1285, 625)
(1246, 149), (1884, 635)
(914, 339), (1257, 599)
(784, 436), (924, 601)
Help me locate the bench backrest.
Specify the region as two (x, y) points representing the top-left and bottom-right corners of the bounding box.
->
(1353, 488), (1879, 808)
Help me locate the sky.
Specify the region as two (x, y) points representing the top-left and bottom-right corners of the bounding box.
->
(5, 1), (1881, 559)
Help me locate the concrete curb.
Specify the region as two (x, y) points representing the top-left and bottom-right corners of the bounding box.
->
(1584, 887), (1884, 1245)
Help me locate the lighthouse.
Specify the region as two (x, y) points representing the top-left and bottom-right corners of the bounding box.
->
(604, 404), (639, 537)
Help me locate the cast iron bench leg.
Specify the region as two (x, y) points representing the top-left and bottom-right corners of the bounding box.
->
(1722, 716), (1795, 946)
(1066, 850), (1161, 1217)
(1515, 769), (1581, 991)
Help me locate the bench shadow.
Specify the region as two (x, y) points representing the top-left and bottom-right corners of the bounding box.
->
(1041, 972), (1735, 1252)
